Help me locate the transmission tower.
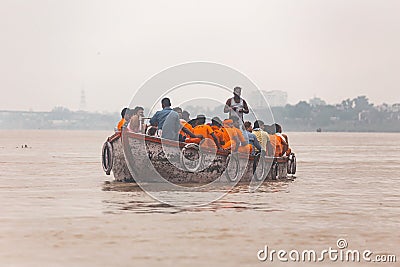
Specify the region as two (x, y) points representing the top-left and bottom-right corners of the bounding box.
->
(79, 90), (87, 111)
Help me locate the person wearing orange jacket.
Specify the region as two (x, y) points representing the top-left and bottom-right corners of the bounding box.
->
(117, 107), (129, 131)
(189, 115), (222, 149)
(210, 117), (225, 146)
(273, 123), (291, 156)
(265, 124), (287, 157)
(221, 118), (251, 153)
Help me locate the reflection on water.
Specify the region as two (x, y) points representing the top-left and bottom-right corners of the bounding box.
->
(102, 180), (292, 214)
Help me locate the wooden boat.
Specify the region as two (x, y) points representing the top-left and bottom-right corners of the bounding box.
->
(102, 129), (296, 184)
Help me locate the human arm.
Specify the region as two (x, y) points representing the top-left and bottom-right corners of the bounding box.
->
(149, 111), (158, 126)
(252, 134), (262, 152)
(223, 99), (231, 113)
(182, 127), (203, 139)
(210, 132), (222, 149)
(242, 99), (249, 114)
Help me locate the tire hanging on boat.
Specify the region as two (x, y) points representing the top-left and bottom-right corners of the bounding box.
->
(102, 141), (113, 175)
(253, 152), (266, 181)
(180, 143), (203, 172)
(225, 153), (240, 182)
(287, 153), (296, 175)
(270, 159), (278, 180)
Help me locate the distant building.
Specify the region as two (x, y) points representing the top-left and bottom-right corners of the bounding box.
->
(392, 103), (400, 112)
(309, 97), (326, 106)
(249, 90), (288, 108)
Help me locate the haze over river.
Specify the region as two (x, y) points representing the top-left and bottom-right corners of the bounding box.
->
(0, 130), (399, 266)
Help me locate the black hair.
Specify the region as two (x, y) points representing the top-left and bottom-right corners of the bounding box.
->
(244, 121), (252, 129)
(132, 106), (144, 115)
(161, 97), (171, 108)
(173, 107), (182, 113)
(121, 107), (129, 118)
(254, 120), (264, 129)
(274, 123), (282, 133)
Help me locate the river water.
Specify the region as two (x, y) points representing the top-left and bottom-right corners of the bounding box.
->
(0, 130), (399, 266)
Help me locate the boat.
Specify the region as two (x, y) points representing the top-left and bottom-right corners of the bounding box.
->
(101, 129), (296, 184)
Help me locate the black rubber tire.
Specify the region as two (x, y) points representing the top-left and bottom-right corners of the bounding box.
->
(253, 153), (266, 181)
(290, 154), (296, 174)
(225, 154), (240, 182)
(102, 141), (113, 175)
(270, 159), (278, 180)
(180, 143), (202, 172)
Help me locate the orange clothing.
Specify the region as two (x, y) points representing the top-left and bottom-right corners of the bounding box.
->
(269, 134), (284, 157)
(193, 124), (214, 139)
(222, 126), (247, 151)
(211, 125), (225, 145)
(179, 119), (194, 138)
(238, 144), (252, 154)
(117, 118), (126, 131)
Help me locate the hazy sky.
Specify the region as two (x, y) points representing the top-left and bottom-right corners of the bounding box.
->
(1, 0), (399, 112)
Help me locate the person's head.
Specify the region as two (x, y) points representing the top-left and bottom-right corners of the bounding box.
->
(233, 86), (242, 99)
(244, 121), (252, 132)
(265, 124), (275, 134)
(133, 106), (144, 116)
(196, 115), (206, 125)
(173, 107), (183, 119)
(161, 97), (171, 108)
(211, 117), (223, 127)
(223, 119), (233, 127)
(274, 123), (282, 133)
(125, 108), (134, 120)
(120, 107), (129, 118)
(147, 126), (157, 136)
(254, 120), (264, 129)
(182, 110), (190, 121)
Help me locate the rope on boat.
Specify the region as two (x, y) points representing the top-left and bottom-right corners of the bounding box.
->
(102, 141), (113, 175)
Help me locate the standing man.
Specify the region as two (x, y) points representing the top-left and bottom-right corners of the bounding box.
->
(223, 86), (249, 121)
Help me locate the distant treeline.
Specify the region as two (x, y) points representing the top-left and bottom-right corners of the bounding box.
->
(1, 96), (399, 132)
(183, 96), (400, 132)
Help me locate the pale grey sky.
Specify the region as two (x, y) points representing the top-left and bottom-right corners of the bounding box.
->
(1, 0), (399, 112)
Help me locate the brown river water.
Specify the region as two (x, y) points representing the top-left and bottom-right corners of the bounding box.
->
(0, 130), (399, 266)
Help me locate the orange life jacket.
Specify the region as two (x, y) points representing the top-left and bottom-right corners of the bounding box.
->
(269, 134), (284, 157)
(117, 118), (126, 131)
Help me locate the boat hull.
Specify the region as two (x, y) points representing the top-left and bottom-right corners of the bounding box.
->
(105, 131), (291, 183)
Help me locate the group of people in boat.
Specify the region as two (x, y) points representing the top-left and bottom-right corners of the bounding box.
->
(116, 87), (291, 157)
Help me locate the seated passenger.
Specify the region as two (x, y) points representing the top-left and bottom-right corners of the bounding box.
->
(210, 117), (225, 146)
(244, 121), (262, 154)
(191, 115), (222, 149)
(221, 119), (249, 153)
(265, 124), (283, 157)
(128, 106), (144, 133)
(232, 117), (252, 154)
(117, 107), (129, 131)
(173, 107), (194, 141)
(149, 98), (174, 136)
(273, 123), (291, 156)
(161, 106), (201, 141)
(252, 120), (270, 154)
